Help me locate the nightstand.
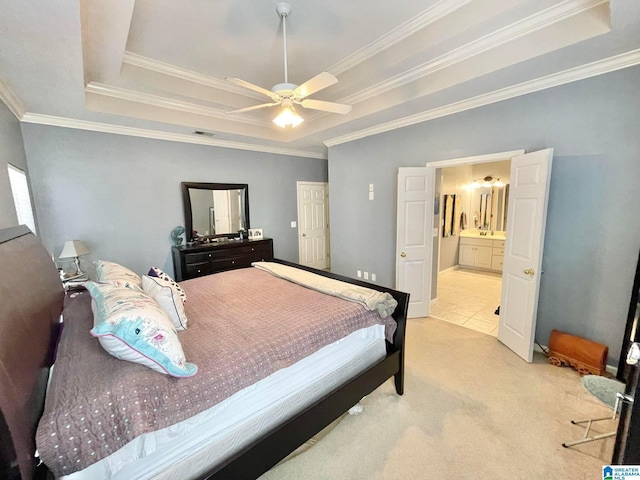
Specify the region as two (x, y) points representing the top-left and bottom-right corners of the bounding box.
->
(62, 274), (88, 291)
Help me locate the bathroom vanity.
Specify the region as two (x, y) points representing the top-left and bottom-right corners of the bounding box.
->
(459, 231), (505, 272)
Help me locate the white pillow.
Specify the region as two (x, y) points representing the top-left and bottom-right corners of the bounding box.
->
(148, 267), (186, 303)
(86, 281), (197, 378)
(95, 260), (142, 290)
(142, 275), (188, 330)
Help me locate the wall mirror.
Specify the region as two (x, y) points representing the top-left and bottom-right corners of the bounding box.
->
(181, 182), (250, 242)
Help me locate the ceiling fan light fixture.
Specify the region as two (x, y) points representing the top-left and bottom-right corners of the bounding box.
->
(273, 102), (303, 128)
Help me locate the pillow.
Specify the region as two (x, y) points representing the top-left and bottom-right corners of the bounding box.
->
(95, 260), (143, 290)
(148, 267), (186, 303)
(86, 281), (197, 378)
(142, 275), (188, 330)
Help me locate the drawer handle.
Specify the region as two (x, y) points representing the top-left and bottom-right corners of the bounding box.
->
(208, 254), (212, 258)
(231, 261), (235, 265)
(251, 248), (254, 251)
(197, 269), (201, 273)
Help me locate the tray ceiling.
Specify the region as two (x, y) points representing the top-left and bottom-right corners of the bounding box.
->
(1, 0), (639, 158)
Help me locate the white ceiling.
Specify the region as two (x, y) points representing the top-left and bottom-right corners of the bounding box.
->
(1, 0), (639, 159)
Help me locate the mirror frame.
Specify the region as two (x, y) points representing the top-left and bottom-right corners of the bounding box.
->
(181, 182), (250, 242)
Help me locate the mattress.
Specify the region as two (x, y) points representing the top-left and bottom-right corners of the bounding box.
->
(62, 324), (387, 480)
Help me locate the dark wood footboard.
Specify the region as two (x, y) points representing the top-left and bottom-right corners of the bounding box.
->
(201, 258), (409, 479)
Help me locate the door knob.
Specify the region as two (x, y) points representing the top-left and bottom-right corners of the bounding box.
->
(524, 268), (535, 275)
(302, 233), (306, 237)
(400, 252), (406, 257)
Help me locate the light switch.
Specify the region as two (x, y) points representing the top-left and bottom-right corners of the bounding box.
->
(368, 191), (374, 200)
(433, 227), (438, 237)
(291, 221), (297, 228)
(369, 183), (374, 192)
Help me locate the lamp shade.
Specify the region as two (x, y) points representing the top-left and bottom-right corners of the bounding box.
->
(59, 240), (90, 259)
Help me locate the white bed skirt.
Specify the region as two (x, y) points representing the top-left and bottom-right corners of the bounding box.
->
(61, 325), (386, 480)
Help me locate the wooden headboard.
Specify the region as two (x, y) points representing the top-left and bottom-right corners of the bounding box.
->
(0, 226), (64, 480)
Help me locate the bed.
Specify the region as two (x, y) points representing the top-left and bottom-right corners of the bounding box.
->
(0, 225), (409, 480)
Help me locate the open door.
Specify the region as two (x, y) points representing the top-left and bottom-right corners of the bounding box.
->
(498, 148), (553, 361)
(396, 167), (434, 318)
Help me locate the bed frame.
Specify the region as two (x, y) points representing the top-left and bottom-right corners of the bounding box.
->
(0, 225), (409, 480)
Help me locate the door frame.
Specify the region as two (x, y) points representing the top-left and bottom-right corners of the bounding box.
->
(296, 181), (330, 268)
(425, 149), (525, 330)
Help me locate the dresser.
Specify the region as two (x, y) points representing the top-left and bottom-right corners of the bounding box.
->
(172, 238), (274, 281)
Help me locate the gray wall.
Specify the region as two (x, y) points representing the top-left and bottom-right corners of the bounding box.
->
(328, 65), (640, 365)
(0, 101), (31, 229)
(22, 125), (327, 276)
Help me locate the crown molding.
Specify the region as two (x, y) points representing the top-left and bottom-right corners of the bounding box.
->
(0, 78), (25, 119)
(86, 82), (269, 128)
(122, 52), (267, 101)
(328, 0), (471, 76)
(324, 48), (640, 147)
(20, 113), (326, 159)
(342, 0), (608, 105)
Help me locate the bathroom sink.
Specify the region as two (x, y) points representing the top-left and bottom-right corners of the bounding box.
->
(460, 230), (506, 241)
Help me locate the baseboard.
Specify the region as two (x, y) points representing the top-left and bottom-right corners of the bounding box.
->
(534, 343), (618, 376)
(438, 265), (460, 274)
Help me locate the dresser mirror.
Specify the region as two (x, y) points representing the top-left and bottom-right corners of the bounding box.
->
(181, 182), (250, 242)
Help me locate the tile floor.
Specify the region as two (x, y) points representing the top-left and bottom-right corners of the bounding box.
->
(430, 268), (502, 336)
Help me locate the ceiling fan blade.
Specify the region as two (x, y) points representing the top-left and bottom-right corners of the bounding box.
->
(225, 77), (280, 101)
(299, 99), (351, 115)
(293, 72), (338, 99)
(226, 102), (280, 115)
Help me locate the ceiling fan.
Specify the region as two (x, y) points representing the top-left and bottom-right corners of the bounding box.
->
(225, 2), (351, 128)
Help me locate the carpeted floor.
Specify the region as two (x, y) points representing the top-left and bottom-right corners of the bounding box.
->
(260, 317), (615, 479)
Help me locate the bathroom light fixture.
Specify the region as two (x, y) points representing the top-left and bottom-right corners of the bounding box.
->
(273, 98), (304, 128)
(468, 176), (505, 189)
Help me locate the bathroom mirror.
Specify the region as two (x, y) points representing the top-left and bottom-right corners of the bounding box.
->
(474, 185), (509, 231)
(181, 182), (249, 242)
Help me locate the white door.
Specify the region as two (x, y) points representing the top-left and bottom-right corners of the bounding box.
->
(396, 167), (434, 318)
(297, 182), (329, 269)
(498, 148), (553, 362)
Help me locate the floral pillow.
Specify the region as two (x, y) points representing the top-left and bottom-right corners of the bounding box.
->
(86, 281), (197, 378)
(148, 267), (186, 303)
(142, 275), (188, 330)
(95, 260), (142, 290)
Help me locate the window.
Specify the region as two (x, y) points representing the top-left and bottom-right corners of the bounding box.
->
(7, 164), (36, 234)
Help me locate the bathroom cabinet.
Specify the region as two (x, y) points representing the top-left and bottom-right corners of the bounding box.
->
(459, 237), (504, 272)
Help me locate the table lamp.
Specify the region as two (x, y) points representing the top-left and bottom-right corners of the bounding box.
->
(58, 240), (90, 276)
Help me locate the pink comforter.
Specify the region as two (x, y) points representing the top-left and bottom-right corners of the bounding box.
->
(36, 267), (396, 476)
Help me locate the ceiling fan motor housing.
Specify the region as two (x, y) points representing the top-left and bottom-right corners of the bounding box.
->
(272, 82), (297, 96)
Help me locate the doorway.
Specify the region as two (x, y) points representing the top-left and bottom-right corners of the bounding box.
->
(430, 159), (511, 336)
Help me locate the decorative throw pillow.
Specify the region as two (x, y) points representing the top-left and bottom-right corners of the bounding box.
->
(95, 260), (143, 290)
(86, 281), (197, 378)
(148, 267), (187, 303)
(142, 275), (188, 330)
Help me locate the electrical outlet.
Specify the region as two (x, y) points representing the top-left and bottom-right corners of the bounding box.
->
(371, 273), (376, 281)
(369, 183), (374, 192)
(368, 191), (374, 200)
(357, 270), (362, 278)
(364, 272), (369, 280)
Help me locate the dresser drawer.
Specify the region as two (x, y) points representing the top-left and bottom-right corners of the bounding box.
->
(492, 240), (505, 249)
(492, 247), (504, 256)
(185, 251), (215, 264)
(185, 261), (212, 278)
